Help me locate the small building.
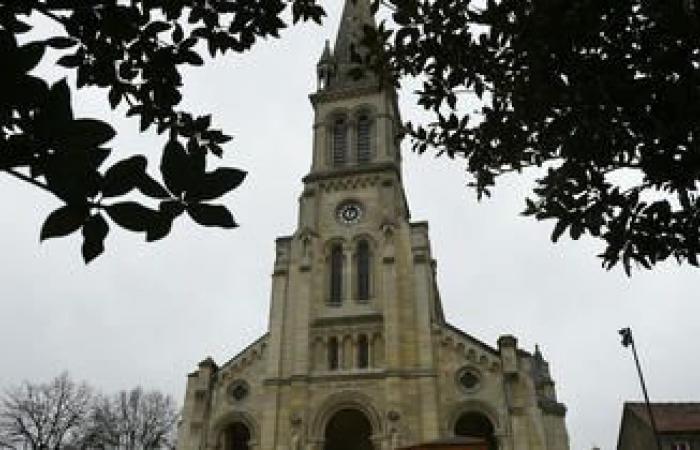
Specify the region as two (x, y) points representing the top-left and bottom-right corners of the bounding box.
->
(617, 402), (700, 450)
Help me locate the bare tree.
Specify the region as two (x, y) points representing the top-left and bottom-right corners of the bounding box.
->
(87, 388), (178, 450)
(0, 373), (93, 450)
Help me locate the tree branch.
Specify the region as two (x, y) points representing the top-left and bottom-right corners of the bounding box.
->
(2, 169), (105, 210)
(2, 169), (52, 193)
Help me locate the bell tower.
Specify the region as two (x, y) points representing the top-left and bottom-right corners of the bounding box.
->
(308, 0), (404, 176)
(257, 2), (450, 444)
(267, 0), (438, 365)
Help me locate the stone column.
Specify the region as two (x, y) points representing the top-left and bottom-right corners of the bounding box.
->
(380, 228), (399, 368)
(411, 234), (440, 441)
(291, 258), (313, 375)
(260, 237), (293, 450)
(343, 243), (352, 304)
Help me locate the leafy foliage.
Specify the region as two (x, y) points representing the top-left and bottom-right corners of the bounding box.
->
(1, 0), (325, 263)
(372, 0), (700, 274)
(7, 0), (697, 274)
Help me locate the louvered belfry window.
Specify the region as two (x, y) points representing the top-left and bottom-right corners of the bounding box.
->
(332, 118), (347, 166)
(357, 114), (371, 163)
(330, 245), (344, 304)
(357, 240), (370, 301)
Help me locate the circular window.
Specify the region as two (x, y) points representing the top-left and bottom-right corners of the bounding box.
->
(457, 367), (481, 392)
(336, 201), (364, 225)
(227, 380), (249, 402)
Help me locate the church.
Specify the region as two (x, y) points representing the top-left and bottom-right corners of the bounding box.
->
(176, 1), (570, 449)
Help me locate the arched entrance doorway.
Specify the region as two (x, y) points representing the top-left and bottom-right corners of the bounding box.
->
(323, 408), (374, 450)
(454, 412), (497, 450)
(222, 422), (251, 450)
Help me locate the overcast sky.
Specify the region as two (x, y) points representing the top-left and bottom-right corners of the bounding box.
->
(1, 4), (698, 450)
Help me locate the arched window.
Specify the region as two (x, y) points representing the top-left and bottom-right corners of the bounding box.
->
(356, 114), (371, 163)
(328, 337), (339, 370)
(330, 244), (344, 304)
(332, 118), (348, 166)
(357, 334), (369, 369)
(356, 240), (370, 301)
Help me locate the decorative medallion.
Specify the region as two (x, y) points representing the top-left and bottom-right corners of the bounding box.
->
(336, 201), (363, 225)
(227, 380), (250, 402)
(457, 367), (481, 392)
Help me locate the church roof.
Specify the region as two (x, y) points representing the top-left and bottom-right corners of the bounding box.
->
(445, 322), (499, 356)
(625, 402), (700, 433)
(218, 332), (270, 372)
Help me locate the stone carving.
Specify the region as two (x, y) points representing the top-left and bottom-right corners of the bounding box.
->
(290, 411), (303, 450)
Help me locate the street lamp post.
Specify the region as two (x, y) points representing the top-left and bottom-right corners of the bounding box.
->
(619, 327), (662, 450)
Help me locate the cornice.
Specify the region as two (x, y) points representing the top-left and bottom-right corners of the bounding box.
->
(263, 368), (437, 386)
(538, 398), (568, 417)
(309, 83), (385, 105)
(312, 312), (384, 328)
(302, 162), (400, 184)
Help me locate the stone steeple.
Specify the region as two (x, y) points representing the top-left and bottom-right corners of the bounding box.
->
(334, 0), (375, 65)
(316, 0), (377, 91)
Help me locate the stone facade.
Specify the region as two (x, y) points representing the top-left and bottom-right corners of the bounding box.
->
(176, 1), (570, 449)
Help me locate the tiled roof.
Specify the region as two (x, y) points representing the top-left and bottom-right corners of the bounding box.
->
(626, 402), (700, 433)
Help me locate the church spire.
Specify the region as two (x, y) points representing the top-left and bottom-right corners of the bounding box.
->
(334, 0), (375, 67)
(316, 0), (377, 91)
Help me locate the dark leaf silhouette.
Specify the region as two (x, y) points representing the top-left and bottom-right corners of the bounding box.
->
(82, 214), (109, 263)
(17, 42), (44, 73)
(146, 213), (174, 243)
(137, 175), (171, 199)
(59, 119), (116, 150)
(56, 53), (81, 68)
(187, 203), (237, 228)
(1, 0), (326, 262)
(373, 0), (700, 273)
(106, 202), (160, 233)
(40, 204), (88, 241)
(44, 37), (77, 49)
(551, 221), (568, 243)
(102, 156), (147, 198)
(160, 140), (191, 196)
(186, 168), (247, 201)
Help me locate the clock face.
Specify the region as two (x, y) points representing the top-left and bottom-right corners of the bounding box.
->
(337, 202), (363, 225)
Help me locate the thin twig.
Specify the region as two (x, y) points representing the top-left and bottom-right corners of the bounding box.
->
(2, 168), (103, 209)
(3, 168), (51, 193)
